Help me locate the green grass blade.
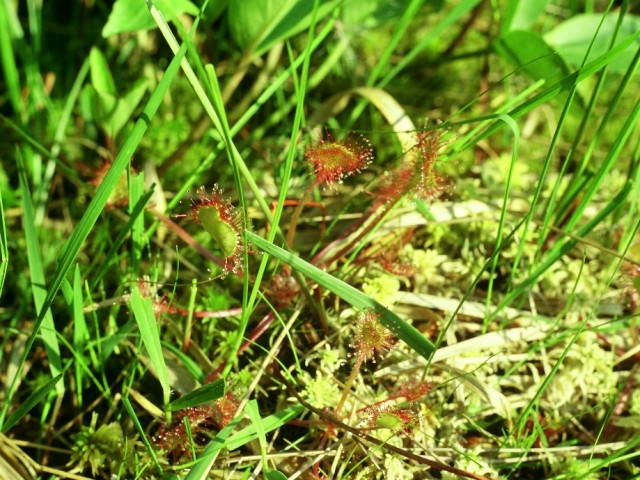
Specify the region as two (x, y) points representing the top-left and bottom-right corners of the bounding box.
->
(17, 151), (63, 396)
(72, 264), (88, 408)
(167, 379), (225, 412)
(456, 30), (640, 146)
(130, 286), (170, 409)
(246, 231), (436, 360)
(562, 83), (640, 233)
(1, 374), (63, 433)
(89, 186), (155, 290)
(0, 1), (22, 114)
(0, 190), (7, 298)
(122, 396), (161, 471)
(246, 400), (269, 470)
(379, 0), (483, 88)
(494, 180), (633, 316)
(0, 23), (194, 429)
(224, 403), (304, 451)
(183, 416), (243, 480)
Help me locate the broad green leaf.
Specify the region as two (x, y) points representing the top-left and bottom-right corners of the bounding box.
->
(495, 30), (570, 85)
(89, 47), (116, 95)
(227, 0), (338, 56)
(545, 13), (640, 73)
(341, 0), (416, 29)
(501, 0), (548, 33)
(265, 471), (288, 480)
(86, 79), (149, 140)
(102, 0), (200, 37)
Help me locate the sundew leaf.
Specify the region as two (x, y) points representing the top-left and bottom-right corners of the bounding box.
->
(246, 231), (436, 361)
(199, 206), (238, 258)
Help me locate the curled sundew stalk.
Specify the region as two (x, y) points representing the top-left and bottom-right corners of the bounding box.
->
(312, 127), (446, 268)
(286, 130), (374, 249)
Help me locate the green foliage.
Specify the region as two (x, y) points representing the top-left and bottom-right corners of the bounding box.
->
(1, 0), (639, 478)
(545, 13), (640, 72)
(102, 0), (200, 37)
(227, 0), (339, 55)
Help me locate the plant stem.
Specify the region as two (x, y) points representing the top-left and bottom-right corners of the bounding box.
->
(335, 355), (363, 415)
(285, 182), (316, 249)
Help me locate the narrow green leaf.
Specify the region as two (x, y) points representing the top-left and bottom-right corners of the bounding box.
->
(0, 1), (22, 113)
(0, 190), (7, 298)
(224, 404), (304, 451)
(184, 416), (242, 480)
(167, 380), (225, 412)
(72, 264), (88, 408)
(130, 286), (170, 407)
(1, 374), (63, 433)
(17, 151), (64, 395)
(246, 400), (268, 466)
(246, 231), (436, 360)
(0, 16), (195, 429)
(89, 47), (117, 95)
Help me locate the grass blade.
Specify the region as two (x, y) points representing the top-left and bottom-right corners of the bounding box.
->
(0, 190), (7, 298)
(246, 231), (436, 360)
(0, 17), (195, 429)
(17, 150), (63, 395)
(1, 374), (63, 433)
(130, 286), (170, 410)
(167, 379), (226, 412)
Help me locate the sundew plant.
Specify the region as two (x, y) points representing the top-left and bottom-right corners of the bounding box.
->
(1, 0), (640, 479)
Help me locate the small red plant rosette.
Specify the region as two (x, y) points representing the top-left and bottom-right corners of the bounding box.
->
(188, 185), (245, 276)
(351, 310), (396, 364)
(304, 130), (374, 188)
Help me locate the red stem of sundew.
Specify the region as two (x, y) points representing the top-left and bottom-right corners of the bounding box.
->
(277, 372), (493, 480)
(286, 183), (316, 249)
(311, 198), (399, 268)
(268, 198), (327, 239)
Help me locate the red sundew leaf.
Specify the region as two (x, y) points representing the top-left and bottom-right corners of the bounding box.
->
(305, 131), (374, 187)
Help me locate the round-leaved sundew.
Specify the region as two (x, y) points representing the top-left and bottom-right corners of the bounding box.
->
(305, 131), (374, 188)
